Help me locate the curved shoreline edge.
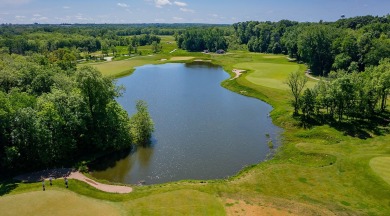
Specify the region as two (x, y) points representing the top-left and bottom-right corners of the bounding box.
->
(11, 56), (288, 191)
(14, 168), (133, 194)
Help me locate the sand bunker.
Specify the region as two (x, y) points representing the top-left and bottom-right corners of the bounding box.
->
(170, 56), (194, 61)
(231, 69), (246, 80)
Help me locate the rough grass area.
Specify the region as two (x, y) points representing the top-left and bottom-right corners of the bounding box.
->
(0, 190), (121, 216)
(123, 190), (225, 215)
(370, 157), (390, 185)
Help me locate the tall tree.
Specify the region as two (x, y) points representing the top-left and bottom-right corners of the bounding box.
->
(130, 100), (154, 146)
(298, 25), (337, 76)
(286, 71), (308, 115)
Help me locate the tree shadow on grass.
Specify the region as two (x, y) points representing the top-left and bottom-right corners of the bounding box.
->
(298, 112), (390, 139)
(0, 179), (20, 196)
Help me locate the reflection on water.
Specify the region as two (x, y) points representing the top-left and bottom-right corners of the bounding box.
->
(90, 63), (282, 185)
(90, 145), (156, 183)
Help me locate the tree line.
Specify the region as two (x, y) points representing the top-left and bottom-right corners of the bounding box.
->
(0, 23), (228, 56)
(287, 58), (390, 127)
(175, 28), (229, 52)
(0, 52), (154, 174)
(232, 15), (390, 76)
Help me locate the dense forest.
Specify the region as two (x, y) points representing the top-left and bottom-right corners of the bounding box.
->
(232, 15), (390, 76)
(0, 23), (227, 56)
(287, 58), (390, 127)
(1, 16), (389, 174)
(175, 28), (229, 52)
(0, 52), (154, 174)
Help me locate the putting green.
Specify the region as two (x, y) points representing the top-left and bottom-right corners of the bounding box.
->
(370, 157), (390, 185)
(234, 62), (299, 90)
(123, 189), (225, 215)
(0, 190), (121, 216)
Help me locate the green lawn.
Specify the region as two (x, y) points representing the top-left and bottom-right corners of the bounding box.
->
(0, 190), (121, 216)
(89, 55), (163, 77)
(370, 157), (390, 185)
(123, 190), (225, 215)
(235, 62), (299, 90)
(2, 48), (390, 215)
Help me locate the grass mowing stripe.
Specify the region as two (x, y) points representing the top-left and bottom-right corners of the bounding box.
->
(369, 157), (390, 185)
(0, 190), (121, 216)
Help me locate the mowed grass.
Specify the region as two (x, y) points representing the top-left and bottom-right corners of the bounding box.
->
(123, 190), (225, 215)
(89, 56), (162, 77)
(370, 157), (390, 185)
(235, 62), (299, 90)
(0, 190), (121, 216)
(88, 35), (209, 78)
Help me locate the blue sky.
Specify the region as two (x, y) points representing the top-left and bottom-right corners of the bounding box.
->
(0, 0), (389, 24)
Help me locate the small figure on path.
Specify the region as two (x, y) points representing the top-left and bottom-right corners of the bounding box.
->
(42, 179), (45, 191)
(65, 177), (68, 188)
(49, 177), (52, 186)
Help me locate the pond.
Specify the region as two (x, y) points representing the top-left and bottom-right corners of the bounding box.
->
(90, 62), (282, 185)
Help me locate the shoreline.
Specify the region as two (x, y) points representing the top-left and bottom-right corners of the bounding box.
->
(14, 168), (133, 194)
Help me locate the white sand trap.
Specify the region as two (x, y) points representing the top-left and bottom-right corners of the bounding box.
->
(170, 56), (194, 61)
(194, 59), (212, 62)
(231, 69), (246, 80)
(104, 57), (114, 62)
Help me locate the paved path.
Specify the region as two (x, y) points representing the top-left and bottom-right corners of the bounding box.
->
(305, 71), (321, 81)
(68, 171), (132, 193)
(14, 168), (133, 194)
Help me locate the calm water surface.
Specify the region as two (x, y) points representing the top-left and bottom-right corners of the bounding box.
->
(90, 62), (282, 184)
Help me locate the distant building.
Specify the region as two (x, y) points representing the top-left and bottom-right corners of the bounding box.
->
(216, 49), (225, 54)
(203, 50), (209, 53)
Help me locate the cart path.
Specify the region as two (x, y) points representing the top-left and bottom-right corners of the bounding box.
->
(14, 168), (133, 194)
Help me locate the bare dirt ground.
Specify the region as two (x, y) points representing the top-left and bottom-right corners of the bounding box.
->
(14, 168), (132, 194)
(224, 198), (336, 216)
(225, 199), (297, 216)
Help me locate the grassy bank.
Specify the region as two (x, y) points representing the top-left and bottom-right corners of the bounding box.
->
(1, 37), (390, 215)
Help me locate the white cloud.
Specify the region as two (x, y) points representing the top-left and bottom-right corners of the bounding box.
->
(2, 0), (31, 5)
(172, 16), (183, 21)
(33, 14), (41, 17)
(15, 15), (25, 18)
(117, 3), (129, 8)
(74, 13), (92, 22)
(32, 16), (48, 21)
(155, 0), (171, 8)
(63, 6), (70, 9)
(174, 1), (187, 7)
(180, 8), (194, 13)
